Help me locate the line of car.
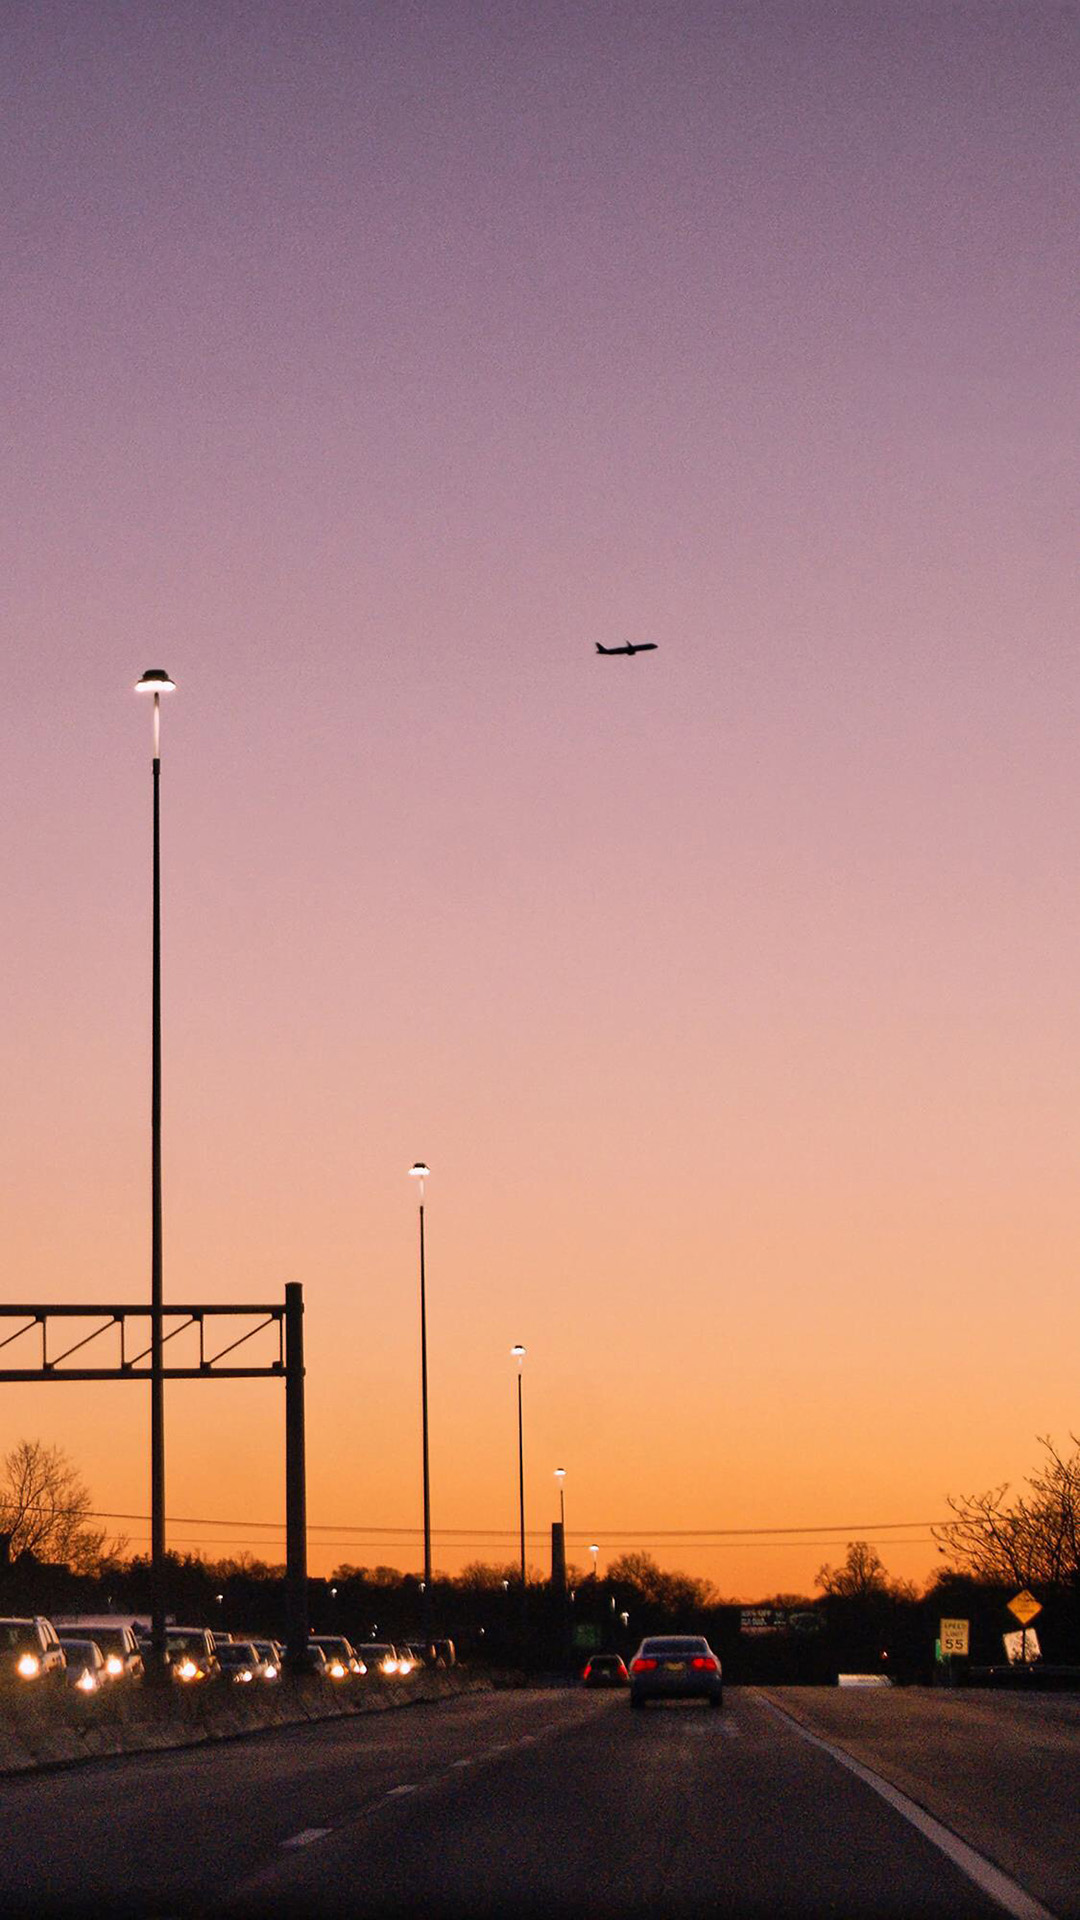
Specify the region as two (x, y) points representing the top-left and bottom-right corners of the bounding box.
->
(0, 1617), (455, 1694)
(583, 1636), (724, 1709)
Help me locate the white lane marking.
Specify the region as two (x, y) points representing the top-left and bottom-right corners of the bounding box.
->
(451, 1758), (474, 1768)
(384, 1783), (416, 1798)
(763, 1702), (1056, 1920)
(281, 1828), (331, 1849)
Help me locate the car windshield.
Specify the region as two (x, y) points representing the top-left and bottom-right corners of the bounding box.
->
(312, 1639), (351, 1657)
(359, 1644), (392, 1658)
(0, 1624), (37, 1652)
(78, 1627), (127, 1653)
(591, 1656), (623, 1668)
(218, 1644), (258, 1663)
(639, 1637), (709, 1656)
(166, 1632), (209, 1654)
(59, 1641), (97, 1661)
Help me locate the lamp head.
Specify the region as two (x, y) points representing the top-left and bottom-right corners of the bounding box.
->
(554, 1467), (566, 1481)
(511, 1344), (526, 1366)
(409, 1162), (430, 1180)
(135, 669), (176, 693)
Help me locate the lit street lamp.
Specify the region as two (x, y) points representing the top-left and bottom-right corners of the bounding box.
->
(409, 1164), (432, 1613)
(135, 667), (175, 1680)
(512, 1346), (526, 1589)
(554, 1466), (566, 1528)
(589, 1542), (599, 1582)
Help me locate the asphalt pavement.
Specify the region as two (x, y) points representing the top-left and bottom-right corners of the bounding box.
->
(0, 1686), (1055, 1917)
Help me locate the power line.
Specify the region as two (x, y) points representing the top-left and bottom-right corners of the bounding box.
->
(14, 1501), (947, 1543)
(115, 1533), (938, 1554)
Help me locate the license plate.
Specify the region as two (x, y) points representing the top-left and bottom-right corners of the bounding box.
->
(664, 1661), (685, 1671)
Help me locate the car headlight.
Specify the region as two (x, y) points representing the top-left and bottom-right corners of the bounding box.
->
(329, 1661), (346, 1678)
(237, 1669), (252, 1682)
(263, 1663), (278, 1680)
(76, 1669), (97, 1693)
(176, 1658), (199, 1681)
(105, 1656), (124, 1677)
(380, 1658), (397, 1675)
(17, 1653), (40, 1679)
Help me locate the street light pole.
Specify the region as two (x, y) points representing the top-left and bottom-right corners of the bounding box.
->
(409, 1164), (432, 1625)
(136, 667), (175, 1680)
(554, 1466), (566, 1530)
(512, 1346), (526, 1590)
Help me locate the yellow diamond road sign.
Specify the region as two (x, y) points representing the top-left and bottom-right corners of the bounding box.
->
(1008, 1589), (1042, 1626)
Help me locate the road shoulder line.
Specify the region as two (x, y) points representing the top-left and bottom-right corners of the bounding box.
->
(761, 1697), (1057, 1920)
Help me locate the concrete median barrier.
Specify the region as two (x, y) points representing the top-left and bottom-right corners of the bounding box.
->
(0, 1667), (492, 1775)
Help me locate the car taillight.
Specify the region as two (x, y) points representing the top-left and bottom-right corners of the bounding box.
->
(631, 1657), (657, 1672)
(691, 1656), (718, 1671)
(582, 1664), (592, 1679)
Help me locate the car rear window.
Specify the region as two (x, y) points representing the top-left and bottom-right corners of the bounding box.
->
(639, 1637), (709, 1656)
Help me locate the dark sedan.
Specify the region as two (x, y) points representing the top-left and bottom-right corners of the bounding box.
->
(629, 1635), (723, 1709)
(582, 1654), (628, 1688)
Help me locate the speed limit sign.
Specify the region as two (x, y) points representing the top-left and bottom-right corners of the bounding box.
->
(940, 1618), (969, 1656)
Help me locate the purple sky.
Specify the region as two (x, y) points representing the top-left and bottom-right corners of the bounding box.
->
(2, 2), (1077, 1592)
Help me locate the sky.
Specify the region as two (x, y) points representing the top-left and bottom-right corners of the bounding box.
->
(2, 0), (1077, 1601)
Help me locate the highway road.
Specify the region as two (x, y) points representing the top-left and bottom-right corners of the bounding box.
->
(0, 1687), (1053, 1916)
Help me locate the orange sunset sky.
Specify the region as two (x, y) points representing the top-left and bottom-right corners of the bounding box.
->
(2, 4), (1077, 1601)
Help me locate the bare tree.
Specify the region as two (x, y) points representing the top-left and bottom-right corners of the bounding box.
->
(815, 1541), (917, 1602)
(606, 1550), (719, 1611)
(0, 1439), (125, 1574)
(933, 1435), (1080, 1590)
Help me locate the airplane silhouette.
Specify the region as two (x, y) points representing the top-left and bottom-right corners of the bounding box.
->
(595, 641), (658, 656)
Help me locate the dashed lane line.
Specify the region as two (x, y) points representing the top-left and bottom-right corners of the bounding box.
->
(280, 1829), (331, 1849)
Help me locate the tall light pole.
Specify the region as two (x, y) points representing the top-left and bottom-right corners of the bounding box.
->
(552, 1465), (568, 1599)
(409, 1163), (431, 1618)
(589, 1542), (599, 1583)
(512, 1345), (526, 1590)
(135, 667), (175, 1679)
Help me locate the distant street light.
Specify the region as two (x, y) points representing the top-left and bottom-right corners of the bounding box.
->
(512, 1346), (526, 1589)
(409, 1164), (432, 1611)
(554, 1467), (566, 1529)
(589, 1542), (599, 1582)
(135, 667), (175, 1680)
